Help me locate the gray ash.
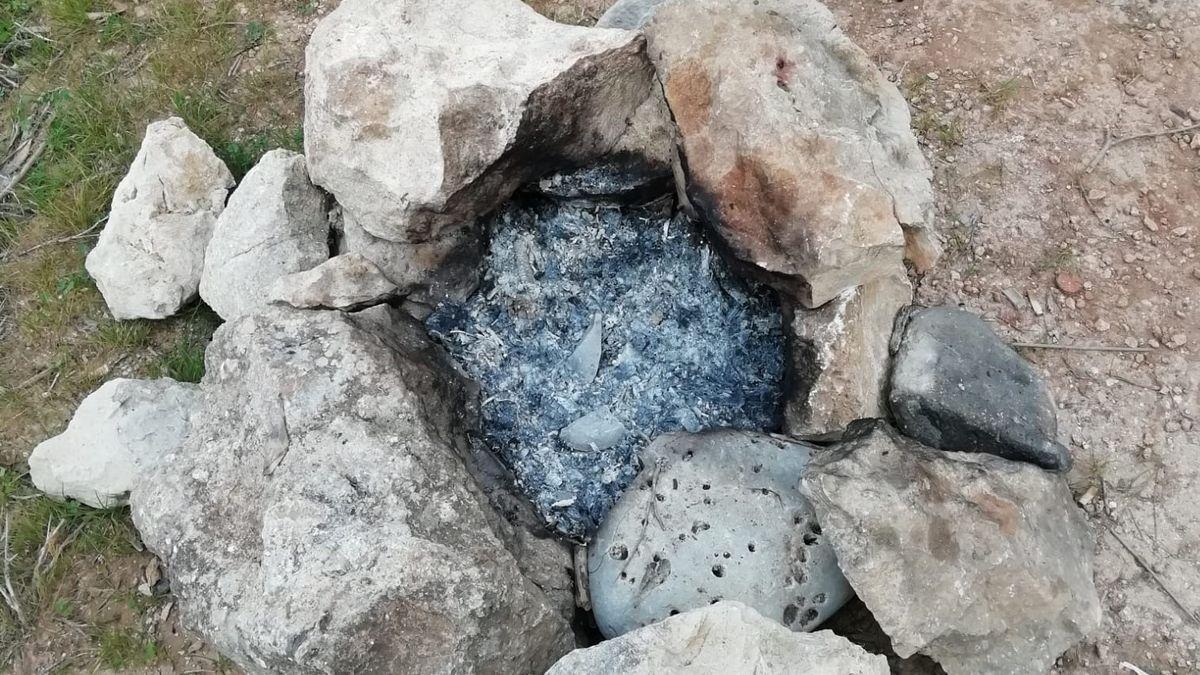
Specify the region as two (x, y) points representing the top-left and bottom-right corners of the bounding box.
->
(426, 195), (785, 539)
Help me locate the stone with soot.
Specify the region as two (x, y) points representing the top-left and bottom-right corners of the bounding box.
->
(130, 306), (574, 674)
(889, 306), (1072, 471)
(803, 420), (1101, 675)
(645, 0), (938, 307)
(305, 0), (653, 302)
(785, 273), (912, 439)
(30, 378), (198, 509)
(86, 118), (233, 320)
(597, 0), (671, 29)
(589, 431), (851, 639)
(200, 149), (330, 320)
(270, 252), (399, 311)
(546, 601), (888, 674)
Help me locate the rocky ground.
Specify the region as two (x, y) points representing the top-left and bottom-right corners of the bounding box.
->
(0, 0), (1195, 673)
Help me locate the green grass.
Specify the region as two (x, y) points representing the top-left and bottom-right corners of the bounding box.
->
(981, 76), (1023, 113)
(95, 626), (160, 669)
(150, 337), (206, 383)
(1035, 247), (1079, 272)
(914, 112), (965, 147)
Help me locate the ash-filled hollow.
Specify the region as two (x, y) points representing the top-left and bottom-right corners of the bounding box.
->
(427, 195), (785, 539)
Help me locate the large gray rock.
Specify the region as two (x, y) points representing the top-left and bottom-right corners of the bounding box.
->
(889, 307), (1071, 471)
(130, 306), (574, 674)
(589, 431), (851, 639)
(87, 118), (233, 319)
(199, 149), (330, 320)
(803, 420), (1102, 675)
(269, 252), (398, 311)
(305, 0), (653, 300)
(645, 0), (938, 307)
(785, 273), (912, 439)
(547, 602), (888, 674)
(30, 378), (198, 508)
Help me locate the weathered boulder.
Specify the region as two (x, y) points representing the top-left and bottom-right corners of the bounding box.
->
(199, 150), (330, 320)
(589, 431), (851, 638)
(784, 272), (912, 439)
(130, 306), (574, 674)
(547, 602), (888, 674)
(889, 307), (1071, 471)
(305, 0), (653, 299)
(269, 253), (398, 311)
(86, 118), (233, 319)
(645, 0), (938, 307)
(597, 0), (670, 29)
(803, 420), (1101, 675)
(30, 378), (198, 508)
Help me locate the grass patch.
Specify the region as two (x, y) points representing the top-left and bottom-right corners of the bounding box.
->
(1034, 247), (1079, 272)
(95, 625), (160, 669)
(981, 76), (1023, 113)
(914, 111), (965, 148)
(0, 467), (139, 656)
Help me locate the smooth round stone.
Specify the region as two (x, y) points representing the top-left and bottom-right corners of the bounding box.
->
(589, 430), (852, 638)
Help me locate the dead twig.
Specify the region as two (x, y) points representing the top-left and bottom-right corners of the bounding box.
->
(1107, 526), (1200, 626)
(0, 216), (106, 263)
(1012, 342), (1152, 353)
(1, 513), (25, 623)
(1085, 123), (1200, 174)
(572, 545), (590, 611)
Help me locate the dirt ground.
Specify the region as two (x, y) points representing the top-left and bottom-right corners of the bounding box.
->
(7, 0), (1199, 672)
(813, 0), (1199, 672)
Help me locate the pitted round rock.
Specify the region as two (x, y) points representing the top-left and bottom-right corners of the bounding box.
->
(589, 430), (851, 638)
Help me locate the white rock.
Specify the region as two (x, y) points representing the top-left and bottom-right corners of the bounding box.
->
(567, 314), (603, 383)
(589, 431), (852, 638)
(86, 118), (233, 319)
(546, 602), (888, 674)
(560, 407), (627, 451)
(597, 0), (671, 29)
(269, 252), (398, 310)
(199, 149), (330, 320)
(131, 306), (574, 673)
(30, 378), (198, 508)
(305, 0), (653, 298)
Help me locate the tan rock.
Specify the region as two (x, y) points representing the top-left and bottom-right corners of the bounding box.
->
(784, 272), (912, 438)
(645, 0), (938, 307)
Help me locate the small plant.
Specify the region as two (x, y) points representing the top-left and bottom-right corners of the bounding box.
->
(981, 76), (1022, 113)
(913, 112), (965, 148)
(243, 19), (267, 48)
(1034, 247), (1079, 272)
(151, 336), (207, 383)
(94, 319), (152, 350)
(293, 0), (318, 16)
(95, 627), (159, 669)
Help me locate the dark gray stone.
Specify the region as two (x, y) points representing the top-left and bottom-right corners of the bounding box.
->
(888, 307), (1071, 471)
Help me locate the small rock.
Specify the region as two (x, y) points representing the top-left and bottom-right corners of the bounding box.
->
(560, 407), (627, 451)
(804, 420), (1101, 675)
(596, 0), (670, 29)
(269, 252), (399, 310)
(589, 431), (851, 638)
(889, 307), (1072, 471)
(1055, 271), (1084, 295)
(546, 602), (888, 674)
(200, 149), (330, 320)
(86, 118), (233, 319)
(567, 314), (604, 384)
(30, 378), (198, 508)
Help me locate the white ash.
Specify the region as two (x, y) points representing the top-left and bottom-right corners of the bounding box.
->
(427, 196), (784, 539)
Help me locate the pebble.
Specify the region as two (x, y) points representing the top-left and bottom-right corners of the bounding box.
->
(1056, 271), (1084, 295)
